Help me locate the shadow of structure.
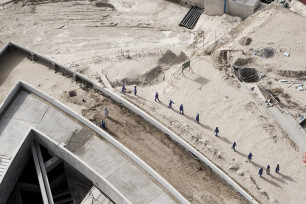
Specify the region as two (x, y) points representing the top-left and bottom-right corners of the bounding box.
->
(0, 48), (26, 87)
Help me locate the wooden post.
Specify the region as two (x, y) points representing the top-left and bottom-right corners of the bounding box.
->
(31, 53), (35, 61)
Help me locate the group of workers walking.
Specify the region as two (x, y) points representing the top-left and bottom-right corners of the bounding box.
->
(121, 85), (283, 179)
(155, 92), (203, 124)
(121, 84), (138, 96)
(259, 164), (280, 177)
(97, 108), (109, 129)
(247, 152), (280, 177)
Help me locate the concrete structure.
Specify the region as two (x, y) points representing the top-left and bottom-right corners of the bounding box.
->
(0, 42), (259, 204)
(204, 0), (259, 17)
(0, 0), (12, 5)
(179, 0), (205, 7)
(81, 186), (115, 204)
(204, 0), (225, 15)
(0, 81), (180, 204)
(227, 0), (260, 18)
(268, 108), (306, 153)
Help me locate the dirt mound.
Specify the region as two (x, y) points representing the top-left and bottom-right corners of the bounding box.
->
(93, 0), (115, 9)
(239, 37), (252, 46)
(158, 50), (188, 65)
(113, 65), (164, 86)
(255, 47), (275, 58)
(233, 57), (255, 67)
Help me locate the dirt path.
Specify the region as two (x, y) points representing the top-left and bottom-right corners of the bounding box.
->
(79, 91), (248, 204)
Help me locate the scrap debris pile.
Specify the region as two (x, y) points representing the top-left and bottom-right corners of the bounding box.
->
(280, 79), (306, 91)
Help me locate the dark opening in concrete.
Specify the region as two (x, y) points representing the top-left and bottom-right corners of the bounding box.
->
(234, 67), (260, 82)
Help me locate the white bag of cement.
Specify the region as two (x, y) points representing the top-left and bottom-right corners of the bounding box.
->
(283, 52), (290, 57)
(297, 85), (304, 91)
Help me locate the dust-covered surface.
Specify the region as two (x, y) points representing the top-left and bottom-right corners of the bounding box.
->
(0, 51), (248, 203)
(1, 0), (306, 203)
(80, 93), (247, 204)
(214, 5), (306, 124)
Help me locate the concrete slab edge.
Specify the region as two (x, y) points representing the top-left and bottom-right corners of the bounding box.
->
(0, 42), (11, 56)
(0, 42), (258, 203)
(98, 87), (258, 204)
(0, 83), (131, 204)
(0, 127), (33, 203)
(0, 0), (14, 6)
(32, 128), (131, 204)
(0, 80), (21, 116)
(20, 81), (188, 204)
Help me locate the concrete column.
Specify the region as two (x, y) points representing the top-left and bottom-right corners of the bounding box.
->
(13, 184), (23, 204)
(31, 142), (49, 204)
(45, 156), (62, 173)
(35, 142), (54, 204)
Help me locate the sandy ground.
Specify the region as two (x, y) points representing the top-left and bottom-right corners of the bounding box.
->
(214, 5), (306, 122)
(290, 0), (306, 16)
(122, 55), (306, 204)
(0, 51), (247, 204)
(1, 0), (306, 204)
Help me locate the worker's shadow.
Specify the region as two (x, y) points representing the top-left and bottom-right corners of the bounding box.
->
(196, 120), (213, 131)
(105, 117), (123, 126)
(104, 127), (122, 139)
(236, 151), (261, 169)
(279, 172), (296, 183)
(268, 173), (286, 184)
(250, 160), (262, 168)
(236, 150), (248, 158)
(216, 135), (232, 144)
(262, 176), (282, 188)
(125, 94), (147, 102)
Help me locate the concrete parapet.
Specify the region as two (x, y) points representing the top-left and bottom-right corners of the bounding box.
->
(33, 129), (131, 204)
(0, 81), (21, 118)
(0, 131), (33, 204)
(0, 42), (11, 57)
(0, 42), (258, 203)
(20, 81), (188, 204)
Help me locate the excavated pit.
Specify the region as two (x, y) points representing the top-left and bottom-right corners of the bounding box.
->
(234, 67), (260, 82)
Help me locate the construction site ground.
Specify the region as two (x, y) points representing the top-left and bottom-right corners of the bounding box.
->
(1, 0), (306, 204)
(0, 50), (247, 203)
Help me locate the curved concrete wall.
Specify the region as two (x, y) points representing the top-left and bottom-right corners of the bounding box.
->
(0, 81), (131, 204)
(0, 131), (32, 204)
(20, 81), (189, 204)
(0, 42), (258, 204)
(97, 86), (258, 204)
(33, 129), (131, 204)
